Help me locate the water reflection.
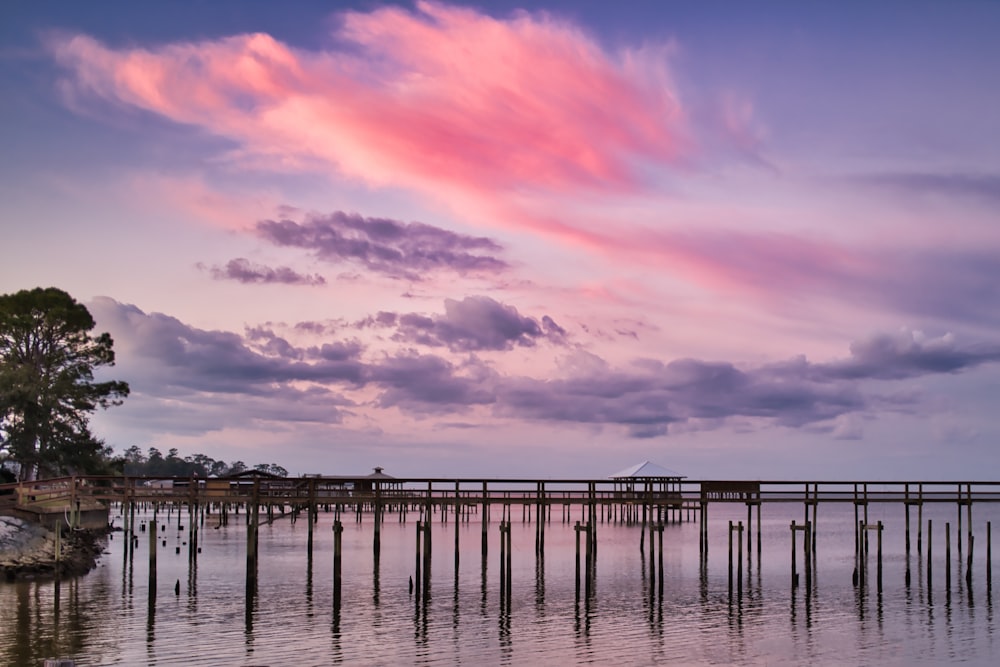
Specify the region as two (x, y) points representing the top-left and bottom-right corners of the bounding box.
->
(6, 504), (1000, 665)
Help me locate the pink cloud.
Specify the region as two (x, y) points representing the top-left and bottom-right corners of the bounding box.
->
(51, 2), (687, 202)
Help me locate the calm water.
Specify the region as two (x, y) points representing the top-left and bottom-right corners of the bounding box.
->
(3, 500), (999, 666)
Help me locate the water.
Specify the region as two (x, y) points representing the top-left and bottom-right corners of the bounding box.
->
(3, 501), (999, 665)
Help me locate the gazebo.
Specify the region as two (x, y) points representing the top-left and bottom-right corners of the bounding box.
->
(353, 466), (402, 494)
(609, 460), (685, 495)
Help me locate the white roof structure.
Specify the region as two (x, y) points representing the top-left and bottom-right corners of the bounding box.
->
(610, 460), (685, 480)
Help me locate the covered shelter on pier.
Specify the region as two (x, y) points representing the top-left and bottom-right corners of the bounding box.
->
(353, 467), (403, 495)
(610, 460), (685, 496)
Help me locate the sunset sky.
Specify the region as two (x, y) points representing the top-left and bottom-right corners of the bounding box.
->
(3, 1), (999, 479)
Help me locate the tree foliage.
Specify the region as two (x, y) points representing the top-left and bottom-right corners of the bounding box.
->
(0, 287), (129, 480)
(118, 446), (287, 478)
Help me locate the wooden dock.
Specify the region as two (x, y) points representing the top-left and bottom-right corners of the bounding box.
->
(3, 475), (998, 604)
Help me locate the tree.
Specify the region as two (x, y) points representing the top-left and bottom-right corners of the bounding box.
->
(0, 287), (129, 480)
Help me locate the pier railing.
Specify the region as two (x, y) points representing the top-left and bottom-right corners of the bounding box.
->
(5, 476), (1000, 511)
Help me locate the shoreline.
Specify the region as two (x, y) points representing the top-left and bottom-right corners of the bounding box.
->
(0, 516), (108, 581)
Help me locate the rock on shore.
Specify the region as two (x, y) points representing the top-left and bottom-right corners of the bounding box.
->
(0, 516), (108, 580)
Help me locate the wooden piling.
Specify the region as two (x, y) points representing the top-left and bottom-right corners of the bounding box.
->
(333, 519), (343, 608)
(791, 519), (797, 589)
(988, 521), (993, 591)
(574, 520), (582, 597)
(876, 520), (883, 593)
(927, 519), (933, 588)
(728, 520), (734, 593)
(414, 520), (423, 600)
(946, 521), (952, 592)
(149, 521), (157, 577)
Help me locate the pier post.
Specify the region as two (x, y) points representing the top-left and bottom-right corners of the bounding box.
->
(415, 520), (423, 600)
(482, 481), (489, 559)
(791, 520), (797, 589)
(857, 521), (865, 590)
(373, 479), (382, 559)
(967, 483), (974, 557)
(966, 534), (975, 586)
(728, 520), (734, 594)
(657, 523), (664, 594)
(876, 520), (883, 593)
(946, 522), (952, 592)
(917, 484), (923, 553)
(804, 521), (812, 592)
(957, 487), (963, 561)
(574, 521), (582, 597)
(700, 500), (708, 558)
(246, 479), (260, 589)
(756, 501), (761, 562)
(853, 485), (859, 557)
(585, 520), (594, 599)
(333, 519), (343, 609)
(499, 521), (512, 604)
(905, 484), (911, 555)
(737, 522), (744, 597)
(927, 519), (933, 588)
(988, 521), (993, 592)
(307, 479), (316, 554)
(149, 521), (157, 580)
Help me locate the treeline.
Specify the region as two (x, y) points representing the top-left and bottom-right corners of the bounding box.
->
(119, 446), (288, 478)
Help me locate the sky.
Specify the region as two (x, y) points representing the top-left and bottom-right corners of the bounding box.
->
(2, 1), (1000, 480)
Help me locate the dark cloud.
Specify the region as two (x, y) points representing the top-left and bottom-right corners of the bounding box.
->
(90, 298), (366, 398)
(818, 330), (1000, 381)
(368, 353), (496, 413)
(496, 358), (866, 438)
(256, 211), (508, 280)
(89, 297), (1000, 441)
(367, 296), (565, 351)
(202, 258), (326, 286)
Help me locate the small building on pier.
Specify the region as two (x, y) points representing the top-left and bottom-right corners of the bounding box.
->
(610, 461), (685, 498)
(353, 467), (402, 495)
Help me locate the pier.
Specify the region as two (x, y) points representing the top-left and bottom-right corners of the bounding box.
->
(3, 474), (999, 605)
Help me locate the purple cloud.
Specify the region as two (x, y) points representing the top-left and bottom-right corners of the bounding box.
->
(90, 297), (1000, 441)
(256, 211), (508, 280)
(202, 258), (326, 286)
(394, 296), (563, 351)
(358, 296), (566, 351)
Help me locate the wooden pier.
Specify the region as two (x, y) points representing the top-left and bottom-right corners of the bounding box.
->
(4, 475), (1000, 605)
